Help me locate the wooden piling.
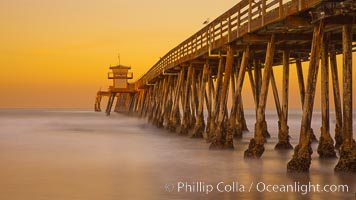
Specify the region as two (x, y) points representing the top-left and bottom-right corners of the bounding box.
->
(270, 70), (282, 120)
(163, 76), (175, 127)
(287, 20), (324, 172)
(231, 63), (236, 105)
(118, 94), (125, 113)
(296, 58), (318, 143)
(210, 45), (234, 149)
(120, 94), (126, 112)
(192, 63), (209, 138)
(228, 46), (249, 140)
(295, 58), (305, 107)
(275, 50), (293, 150)
(150, 79), (162, 123)
(94, 92), (102, 112)
(189, 68), (198, 129)
(167, 69), (184, 132)
(113, 93), (119, 112)
(148, 83), (159, 122)
(237, 96), (249, 133)
(180, 65), (194, 135)
(254, 60), (262, 108)
(205, 67), (214, 139)
(152, 79), (162, 126)
(317, 35), (336, 158)
(130, 94), (134, 112)
(105, 92), (116, 116)
(330, 47), (343, 149)
(157, 76), (172, 128)
(143, 87), (152, 118)
(335, 24), (356, 172)
(248, 66), (257, 108)
(235, 58), (249, 134)
(254, 60), (270, 138)
(130, 93), (137, 113)
(134, 91), (141, 113)
(244, 34), (276, 158)
(207, 57), (225, 141)
(139, 90), (147, 116)
(125, 94), (130, 112)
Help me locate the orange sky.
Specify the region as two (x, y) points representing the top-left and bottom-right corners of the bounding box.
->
(0, 0), (355, 109)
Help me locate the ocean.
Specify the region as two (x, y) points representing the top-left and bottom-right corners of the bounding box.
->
(0, 109), (355, 200)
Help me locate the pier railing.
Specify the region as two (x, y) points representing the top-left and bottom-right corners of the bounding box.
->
(135, 0), (323, 89)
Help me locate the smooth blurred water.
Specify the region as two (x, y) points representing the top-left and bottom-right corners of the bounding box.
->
(0, 109), (355, 200)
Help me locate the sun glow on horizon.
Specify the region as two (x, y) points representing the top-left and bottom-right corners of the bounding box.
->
(0, 0), (355, 109)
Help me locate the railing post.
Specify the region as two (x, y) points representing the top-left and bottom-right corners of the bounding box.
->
(279, 0), (283, 18)
(298, 0), (303, 11)
(206, 28), (209, 52)
(237, 6), (240, 38)
(262, 0), (266, 26)
(201, 34), (203, 49)
(182, 45), (184, 57)
(179, 47), (181, 60)
(220, 21), (223, 45)
(248, 0), (252, 32)
(212, 26), (215, 44)
(228, 16), (231, 43)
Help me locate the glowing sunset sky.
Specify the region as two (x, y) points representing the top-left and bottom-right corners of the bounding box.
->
(0, 0), (355, 108)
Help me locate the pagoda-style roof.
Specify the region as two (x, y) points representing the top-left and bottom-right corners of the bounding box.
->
(109, 64), (131, 69)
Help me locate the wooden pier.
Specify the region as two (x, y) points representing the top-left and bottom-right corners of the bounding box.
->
(98, 0), (356, 172)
